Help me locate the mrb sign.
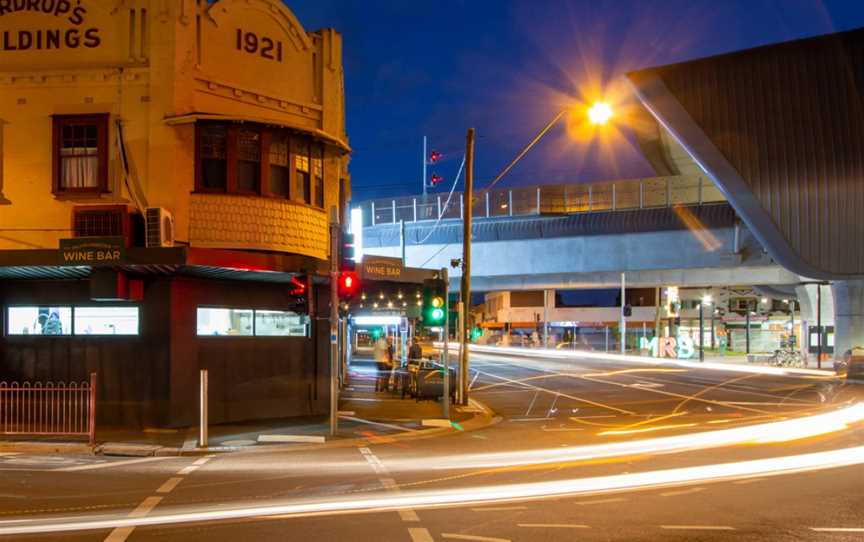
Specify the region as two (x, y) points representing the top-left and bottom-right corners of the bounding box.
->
(59, 237), (125, 266)
(640, 336), (696, 360)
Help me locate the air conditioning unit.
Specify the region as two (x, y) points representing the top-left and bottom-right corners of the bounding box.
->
(145, 207), (175, 248)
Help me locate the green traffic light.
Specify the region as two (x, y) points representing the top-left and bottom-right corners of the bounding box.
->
(431, 308), (445, 321)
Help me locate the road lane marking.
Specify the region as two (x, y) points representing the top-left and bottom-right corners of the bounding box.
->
(442, 535), (511, 542)
(811, 528), (864, 532)
(469, 370), (480, 390)
(409, 527), (434, 542)
(177, 465), (199, 476)
(524, 390), (539, 416)
(733, 478), (766, 484)
(104, 497), (164, 542)
(192, 457), (212, 466)
(518, 523), (589, 529)
(660, 487), (705, 497)
(574, 497), (626, 505)
(508, 417), (554, 422)
(661, 525), (735, 530)
(470, 506), (527, 512)
(476, 370), (635, 415)
(56, 456), (172, 472)
(156, 477), (184, 494)
(343, 415), (417, 433)
(359, 448), (420, 523)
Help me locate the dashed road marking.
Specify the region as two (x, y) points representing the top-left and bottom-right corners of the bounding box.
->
(156, 477), (184, 494)
(574, 497), (626, 506)
(409, 527), (434, 542)
(733, 478), (766, 484)
(359, 448), (420, 524)
(470, 506), (527, 512)
(103, 496), (164, 542)
(811, 528), (864, 533)
(660, 487), (706, 497)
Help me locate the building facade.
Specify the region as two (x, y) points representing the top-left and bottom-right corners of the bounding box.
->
(0, 0), (350, 427)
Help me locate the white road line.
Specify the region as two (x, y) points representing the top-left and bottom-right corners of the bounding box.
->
(469, 370), (480, 390)
(660, 486), (705, 497)
(103, 496), (164, 542)
(57, 456), (172, 472)
(343, 415), (417, 433)
(409, 528), (434, 542)
(470, 506), (527, 512)
(177, 465), (199, 476)
(508, 417), (554, 422)
(811, 528), (864, 532)
(518, 524), (589, 529)
(398, 509), (420, 522)
(661, 525), (735, 530)
(156, 477), (184, 494)
(359, 449), (420, 523)
(441, 534), (511, 542)
(574, 497), (626, 506)
(733, 478), (765, 485)
(524, 390), (539, 416)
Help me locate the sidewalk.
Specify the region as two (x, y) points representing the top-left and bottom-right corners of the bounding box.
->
(0, 358), (487, 457)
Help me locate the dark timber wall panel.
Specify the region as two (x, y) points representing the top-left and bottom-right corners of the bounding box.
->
(641, 29), (864, 276)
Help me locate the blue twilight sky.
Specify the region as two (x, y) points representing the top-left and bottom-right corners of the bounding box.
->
(289, 0), (864, 202)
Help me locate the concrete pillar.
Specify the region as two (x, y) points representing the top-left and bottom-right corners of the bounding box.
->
(832, 279), (864, 360)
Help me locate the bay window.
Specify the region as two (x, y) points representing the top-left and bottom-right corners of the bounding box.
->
(195, 122), (325, 206)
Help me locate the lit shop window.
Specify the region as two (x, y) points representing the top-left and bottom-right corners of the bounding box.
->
(74, 307), (139, 335)
(254, 310), (308, 337)
(196, 307), (254, 336)
(7, 306), (72, 336)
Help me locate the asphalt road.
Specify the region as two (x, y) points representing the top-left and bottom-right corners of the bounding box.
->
(1, 351), (862, 542)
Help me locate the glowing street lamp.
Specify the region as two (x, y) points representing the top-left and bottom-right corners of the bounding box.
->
(587, 101), (613, 125)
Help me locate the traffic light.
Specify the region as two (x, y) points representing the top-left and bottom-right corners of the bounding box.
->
(422, 278), (447, 326)
(290, 275), (307, 297)
(288, 275), (308, 312)
(623, 304), (633, 317)
(429, 150), (442, 163)
(340, 231), (356, 271)
(430, 173), (443, 186)
(338, 271), (359, 301)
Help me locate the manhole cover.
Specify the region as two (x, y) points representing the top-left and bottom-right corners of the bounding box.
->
(221, 439), (257, 447)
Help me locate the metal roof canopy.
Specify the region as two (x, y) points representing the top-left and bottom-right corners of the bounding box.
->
(0, 247), (324, 282)
(628, 27), (864, 280)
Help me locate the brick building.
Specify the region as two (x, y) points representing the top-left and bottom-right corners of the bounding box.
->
(0, 0), (350, 427)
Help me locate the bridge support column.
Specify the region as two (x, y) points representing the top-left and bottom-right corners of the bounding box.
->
(832, 279), (864, 362)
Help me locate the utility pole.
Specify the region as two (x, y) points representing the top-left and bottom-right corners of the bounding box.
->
(620, 272), (626, 354)
(422, 136), (428, 196)
(441, 267), (450, 419)
(817, 284), (822, 369)
(460, 128), (474, 406)
(329, 206), (340, 437)
(699, 301), (705, 362)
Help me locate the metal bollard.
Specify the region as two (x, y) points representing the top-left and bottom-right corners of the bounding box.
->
(199, 369), (208, 448)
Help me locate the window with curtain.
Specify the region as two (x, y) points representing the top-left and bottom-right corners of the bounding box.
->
(53, 114), (108, 194)
(312, 145), (324, 208)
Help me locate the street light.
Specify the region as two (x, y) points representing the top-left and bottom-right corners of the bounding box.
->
(588, 101), (613, 125)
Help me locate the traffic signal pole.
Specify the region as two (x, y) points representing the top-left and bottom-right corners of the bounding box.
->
(442, 267), (450, 420)
(329, 206), (340, 437)
(460, 128), (474, 406)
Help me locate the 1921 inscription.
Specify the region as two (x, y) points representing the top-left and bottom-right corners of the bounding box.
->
(236, 29), (282, 62)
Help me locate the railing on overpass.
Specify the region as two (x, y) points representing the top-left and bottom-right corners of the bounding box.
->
(358, 175), (725, 227)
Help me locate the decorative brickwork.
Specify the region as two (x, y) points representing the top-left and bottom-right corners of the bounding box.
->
(190, 194), (328, 260)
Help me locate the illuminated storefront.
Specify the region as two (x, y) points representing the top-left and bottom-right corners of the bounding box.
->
(0, 1), (350, 427)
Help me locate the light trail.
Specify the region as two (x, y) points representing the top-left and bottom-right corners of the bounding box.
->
(2, 446), (863, 536)
(322, 402), (863, 472)
(444, 343), (837, 378)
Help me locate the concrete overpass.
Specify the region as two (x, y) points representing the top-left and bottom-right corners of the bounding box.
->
(356, 176), (801, 292)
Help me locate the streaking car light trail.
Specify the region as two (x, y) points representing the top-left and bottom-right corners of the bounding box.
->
(1, 445), (863, 536)
(298, 402), (864, 472)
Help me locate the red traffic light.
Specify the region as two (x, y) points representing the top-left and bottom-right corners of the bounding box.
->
(430, 174), (443, 185)
(289, 275), (307, 297)
(338, 271), (359, 300)
(429, 150), (442, 163)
